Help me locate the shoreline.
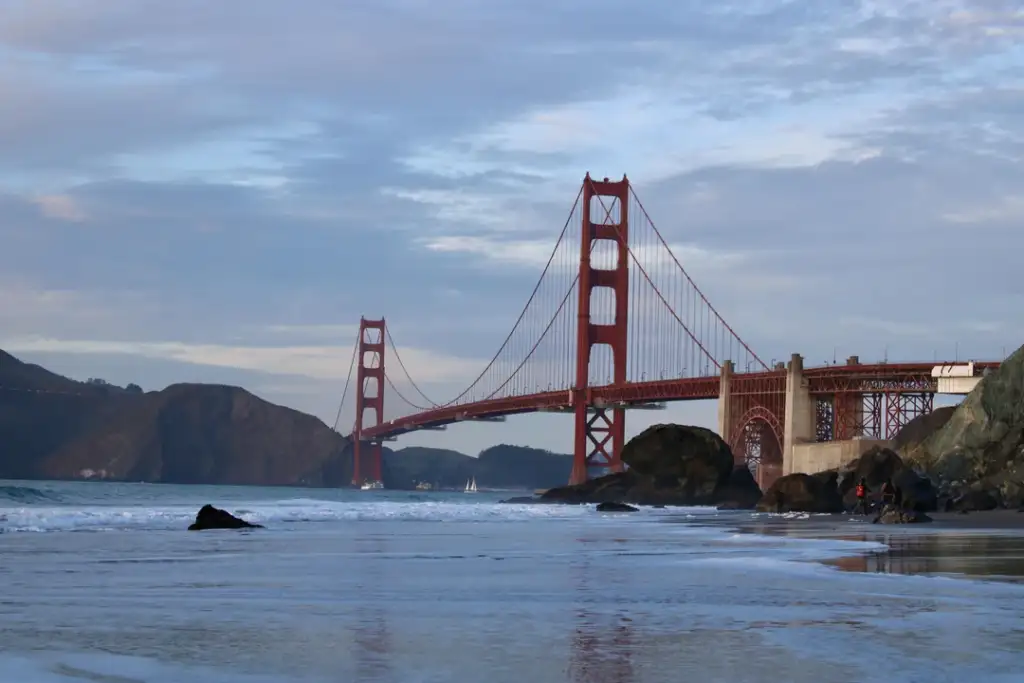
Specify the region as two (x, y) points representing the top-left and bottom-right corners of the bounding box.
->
(721, 509), (1024, 584)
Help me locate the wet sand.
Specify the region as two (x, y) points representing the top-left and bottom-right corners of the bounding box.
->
(728, 510), (1024, 583)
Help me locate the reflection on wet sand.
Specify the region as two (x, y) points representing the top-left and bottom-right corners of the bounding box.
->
(742, 519), (1024, 582)
(569, 537), (635, 683)
(351, 534), (393, 681)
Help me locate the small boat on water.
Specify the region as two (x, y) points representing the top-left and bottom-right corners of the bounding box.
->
(360, 480), (384, 490)
(464, 477), (478, 493)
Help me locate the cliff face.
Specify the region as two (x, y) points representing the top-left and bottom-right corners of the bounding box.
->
(906, 343), (1024, 507)
(0, 350), (571, 489)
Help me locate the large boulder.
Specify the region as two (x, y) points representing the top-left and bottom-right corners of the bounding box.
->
(187, 504), (264, 531)
(621, 424), (733, 482)
(756, 472), (844, 513)
(838, 447), (937, 512)
(540, 424), (756, 507)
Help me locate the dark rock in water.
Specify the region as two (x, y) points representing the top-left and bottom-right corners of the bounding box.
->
(187, 504), (264, 531)
(756, 472), (844, 513)
(539, 424), (756, 507)
(838, 446), (938, 512)
(595, 501), (638, 512)
(873, 504), (932, 524)
(541, 471), (637, 504)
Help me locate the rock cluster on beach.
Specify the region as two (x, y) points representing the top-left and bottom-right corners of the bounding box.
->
(758, 342), (1024, 519)
(536, 424), (763, 508)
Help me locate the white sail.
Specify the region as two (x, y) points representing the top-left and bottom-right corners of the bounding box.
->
(465, 477), (478, 493)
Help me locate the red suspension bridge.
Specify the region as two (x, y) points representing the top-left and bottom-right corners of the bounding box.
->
(335, 174), (1000, 489)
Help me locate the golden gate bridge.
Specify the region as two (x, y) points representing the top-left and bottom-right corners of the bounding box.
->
(335, 174), (1000, 489)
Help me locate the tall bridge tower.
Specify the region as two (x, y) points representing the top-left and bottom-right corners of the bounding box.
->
(353, 317), (386, 485)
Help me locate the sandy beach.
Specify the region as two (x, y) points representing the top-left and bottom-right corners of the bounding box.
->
(721, 510), (1024, 583)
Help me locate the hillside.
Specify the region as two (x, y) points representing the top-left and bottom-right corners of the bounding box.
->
(901, 342), (1024, 508)
(0, 350), (569, 489)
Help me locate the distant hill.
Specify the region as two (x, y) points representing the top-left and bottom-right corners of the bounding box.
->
(0, 350), (569, 489)
(384, 444), (572, 490)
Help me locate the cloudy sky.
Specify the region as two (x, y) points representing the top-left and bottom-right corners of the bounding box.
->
(1, 0), (1022, 456)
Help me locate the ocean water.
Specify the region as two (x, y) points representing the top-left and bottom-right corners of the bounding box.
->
(1, 480), (1023, 683)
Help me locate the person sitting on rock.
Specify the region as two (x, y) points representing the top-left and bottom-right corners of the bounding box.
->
(880, 479), (896, 507)
(854, 477), (869, 515)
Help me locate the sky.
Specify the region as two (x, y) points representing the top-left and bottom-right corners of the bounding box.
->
(1, 0), (1022, 457)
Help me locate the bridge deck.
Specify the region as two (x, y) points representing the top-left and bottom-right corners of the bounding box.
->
(360, 361), (1000, 440)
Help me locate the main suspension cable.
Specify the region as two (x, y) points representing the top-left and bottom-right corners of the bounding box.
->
(332, 334), (360, 431)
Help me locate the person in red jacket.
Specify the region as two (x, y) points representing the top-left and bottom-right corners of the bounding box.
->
(854, 477), (869, 515)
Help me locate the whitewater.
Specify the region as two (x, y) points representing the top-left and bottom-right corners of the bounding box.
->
(1, 480), (1023, 683)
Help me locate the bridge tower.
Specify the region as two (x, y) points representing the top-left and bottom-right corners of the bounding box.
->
(570, 174), (630, 485)
(353, 317), (386, 486)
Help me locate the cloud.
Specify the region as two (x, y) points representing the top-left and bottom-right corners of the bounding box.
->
(1, 0), (1023, 456)
(33, 194), (87, 222)
(261, 324), (360, 340)
(0, 336), (484, 385)
(942, 195), (1024, 224)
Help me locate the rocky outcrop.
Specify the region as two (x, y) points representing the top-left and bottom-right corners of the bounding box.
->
(873, 504), (932, 524)
(187, 504), (264, 531)
(756, 472), (845, 513)
(540, 424), (761, 507)
(905, 343), (1024, 509)
(837, 446), (938, 512)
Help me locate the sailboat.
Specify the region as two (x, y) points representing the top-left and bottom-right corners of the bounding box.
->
(464, 477), (478, 493)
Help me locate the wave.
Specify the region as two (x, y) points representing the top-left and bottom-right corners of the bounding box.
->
(0, 485), (61, 504)
(0, 498), (617, 533)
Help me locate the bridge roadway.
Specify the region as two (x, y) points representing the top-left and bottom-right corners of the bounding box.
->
(361, 360), (1001, 441)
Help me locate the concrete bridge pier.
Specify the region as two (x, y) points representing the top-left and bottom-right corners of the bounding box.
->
(782, 353), (815, 475)
(716, 359), (734, 461)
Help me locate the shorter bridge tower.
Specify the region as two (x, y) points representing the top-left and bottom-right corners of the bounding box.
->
(353, 317), (386, 486)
